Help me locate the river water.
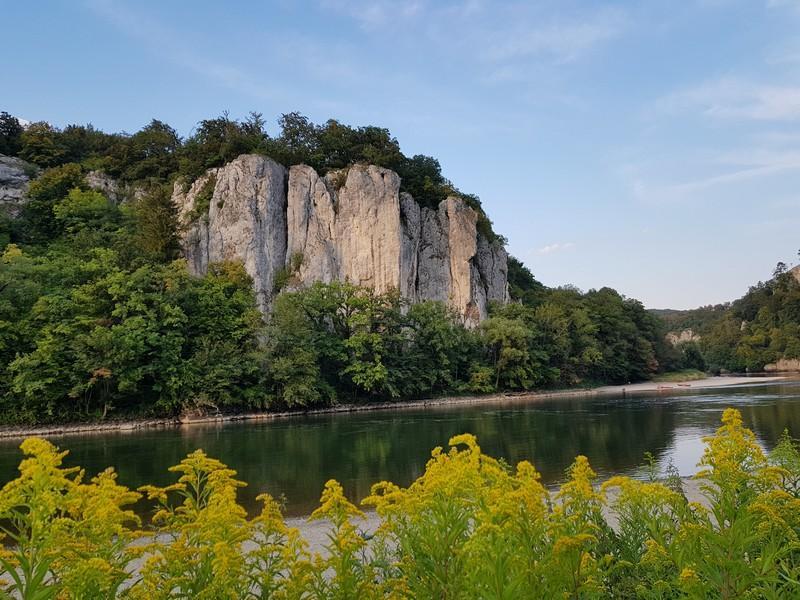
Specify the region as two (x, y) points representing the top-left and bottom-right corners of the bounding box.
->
(0, 379), (798, 516)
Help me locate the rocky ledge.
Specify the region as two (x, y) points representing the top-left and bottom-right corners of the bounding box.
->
(0, 154), (37, 217)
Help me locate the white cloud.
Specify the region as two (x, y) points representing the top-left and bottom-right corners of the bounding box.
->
(84, 0), (296, 103)
(537, 242), (575, 255)
(319, 0), (427, 29)
(485, 12), (625, 64)
(656, 78), (800, 121)
(628, 147), (800, 204)
(320, 0), (624, 69)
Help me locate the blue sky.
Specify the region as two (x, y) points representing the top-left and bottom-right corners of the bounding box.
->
(6, 0), (800, 309)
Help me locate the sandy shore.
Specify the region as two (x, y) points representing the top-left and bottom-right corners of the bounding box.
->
(0, 375), (789, 440)
(595, 375), (787, 394)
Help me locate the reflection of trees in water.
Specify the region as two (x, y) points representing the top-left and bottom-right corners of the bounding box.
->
(667, 384), (800, 451)
(50, 400), (679, 516)
(0, 385), (797, 517)
(741, 404), (800, 448)
(467, 399), (677, 483)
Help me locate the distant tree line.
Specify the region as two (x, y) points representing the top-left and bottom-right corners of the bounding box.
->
(696, 261), (800, 373)
(651, 259), (800, 374)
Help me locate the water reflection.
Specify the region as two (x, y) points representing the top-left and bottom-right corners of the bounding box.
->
(0, 380), (798, 516)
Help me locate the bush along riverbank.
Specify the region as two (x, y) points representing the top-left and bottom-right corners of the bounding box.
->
(0, 408), (798, 598)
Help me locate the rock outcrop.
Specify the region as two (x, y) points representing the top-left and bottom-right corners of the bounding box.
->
(665, 328), (701, 346)
(175, 155), (509, 323)
(85, 170), (125, 204)
(0, 159), (134, 218)
(764, 358), (800, 372)
(0, 154), (37, 217)
(174, 155), (287, 312)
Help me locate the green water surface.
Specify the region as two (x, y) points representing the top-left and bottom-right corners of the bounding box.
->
(0, 379), (798, 516)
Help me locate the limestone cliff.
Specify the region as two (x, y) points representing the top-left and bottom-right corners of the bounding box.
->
(85, 170), (125, 204)
(175, 154), (508, 323)
(665, 328), (701, 346)
(174, 155), (287, 312)
(0, 154), (37, 217)
(764, 358), (800, 372)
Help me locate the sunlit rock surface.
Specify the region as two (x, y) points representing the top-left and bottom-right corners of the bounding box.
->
(175, 154), (509, 323)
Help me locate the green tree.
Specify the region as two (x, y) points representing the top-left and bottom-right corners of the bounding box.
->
(53, 188), (114, 231)
(132, 183), (180, 262)
(700, 262), (800, 372)
(19, 121), (67, 167)
(480, 315), (538, 389)
(108, 119), (180, 182)
(507, 255), (547, 305)
(405, 301), (478, 393)
(59, 123), (120, 166)
(4, 256), (265, 423)
(264, 292), (332, 408)
(178, 112), (267, 183)
(0, 111), (23, 155)
(18, 163), (86, 243)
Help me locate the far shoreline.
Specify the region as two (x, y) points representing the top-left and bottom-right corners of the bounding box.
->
(0, 374), (791, 441)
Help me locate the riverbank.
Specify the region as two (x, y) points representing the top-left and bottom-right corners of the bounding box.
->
(0, 374), (788, 440)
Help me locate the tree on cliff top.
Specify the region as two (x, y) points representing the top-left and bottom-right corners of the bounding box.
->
(0, 112), (23, 156)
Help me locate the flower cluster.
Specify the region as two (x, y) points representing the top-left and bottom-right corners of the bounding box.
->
(0, 409), (798, 598)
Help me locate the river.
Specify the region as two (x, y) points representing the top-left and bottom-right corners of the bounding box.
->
(0, 379), (798, 516)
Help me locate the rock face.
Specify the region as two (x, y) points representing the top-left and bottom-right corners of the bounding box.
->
(175, 155), (509, 323)
(0, 154), (37, 217)
(764, 358), (800, 372)
(174, 155), (287, 312)
(665, 328), (701, 346)
(85, 170), (125, 204)
(0, 159), (133, 218)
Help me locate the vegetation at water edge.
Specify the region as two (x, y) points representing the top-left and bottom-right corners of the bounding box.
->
(652, 369), (707, 383)
(655, 261), (800, 375)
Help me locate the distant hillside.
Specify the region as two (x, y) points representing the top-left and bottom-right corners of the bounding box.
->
(685, 261), (800, 373)
(649, 305), (729, 337)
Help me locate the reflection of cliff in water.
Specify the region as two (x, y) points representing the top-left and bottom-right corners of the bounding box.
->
(0, 381), (797, 517)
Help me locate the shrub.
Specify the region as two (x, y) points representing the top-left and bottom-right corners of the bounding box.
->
(0, 409), (798, 598)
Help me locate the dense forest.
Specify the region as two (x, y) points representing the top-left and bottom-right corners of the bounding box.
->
(695, 262), (800, 372)
(652, 262), (800, 374)
(1, 111), (675, 424)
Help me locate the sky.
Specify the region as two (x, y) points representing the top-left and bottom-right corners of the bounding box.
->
(5, 0), (800, 309)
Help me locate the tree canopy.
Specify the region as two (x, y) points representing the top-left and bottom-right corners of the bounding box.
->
(699, 261), (800, 373)
(1, 110), (502, 239)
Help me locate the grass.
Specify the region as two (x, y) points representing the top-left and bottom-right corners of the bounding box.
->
(652, 369), (707, 383)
